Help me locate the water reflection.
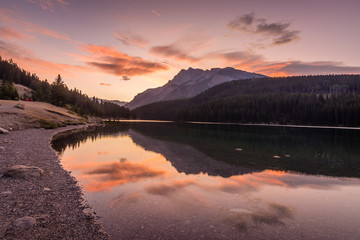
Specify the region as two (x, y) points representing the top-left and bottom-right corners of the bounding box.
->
(53, 122), (360, 178)
(53, 122), (360, 239)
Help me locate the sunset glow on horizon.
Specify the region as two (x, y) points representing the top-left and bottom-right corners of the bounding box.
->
(1, 0), (359, 101)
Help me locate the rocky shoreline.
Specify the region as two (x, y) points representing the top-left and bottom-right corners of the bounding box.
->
(0, 125), (109, 240)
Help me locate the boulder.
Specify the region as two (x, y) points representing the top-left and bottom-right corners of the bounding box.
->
(0, 127), (9, 134)
(3, 165), (44, 179)
(14, 103), (25, 110)
(13, 216), (36, 228)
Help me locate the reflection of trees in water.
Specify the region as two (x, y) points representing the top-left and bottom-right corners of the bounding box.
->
(128, 123), (360, 178)
(53, 122), (360, 178)
(52, 123), (130, 154)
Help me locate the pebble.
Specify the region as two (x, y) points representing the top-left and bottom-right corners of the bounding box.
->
(13, 216), (36, 228)
(44, 187), (51, 191)
(0, 146), (5, 151)
(0, 191), (12, 196)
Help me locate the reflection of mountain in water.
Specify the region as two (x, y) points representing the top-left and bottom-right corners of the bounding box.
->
(128, 129), (256, 177)
(53, 122), (360, 178)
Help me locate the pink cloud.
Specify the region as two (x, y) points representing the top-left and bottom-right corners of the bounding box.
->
(0, 40), (90, 79)
(152, 9), (160, 17)
(0, 7), (71, 41)
(116, 31), (149, 48)
(0, 26), (35, 41)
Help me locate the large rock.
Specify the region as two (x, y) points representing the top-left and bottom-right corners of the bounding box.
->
(14, 102), (25, 109)
(3, 165), (44, 179)
(13, 216), (36, 228)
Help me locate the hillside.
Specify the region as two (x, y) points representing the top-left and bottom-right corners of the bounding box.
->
(0, 100), (86, 130)
(126, 67), (265, 109)
(133, 74), (360, 126)
(0, 57), (131, 119)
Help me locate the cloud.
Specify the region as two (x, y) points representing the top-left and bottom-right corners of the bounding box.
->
(208, 49), (360, 76)
(228, 13), (300, 45)
(122, 76), (131, 81)
(84, 44), (169, 77)
(152, 9), (160, 17)
(0, 27), (35, 41)
(145, 180), (195, 196)
(116, 32), (149, 48)
(26, 0), (69, 12)
(0, 8), (71, 41)
(0, 40), (33, 58)
(0, 40), (90, 78)
(150, 44), (200, 63)
(273, 61), (360, 75)
(100, 83), (111, 86)
(209, 50), (264, 69)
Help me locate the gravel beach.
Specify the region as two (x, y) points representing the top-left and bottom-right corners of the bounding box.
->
(0, 125), (109, 239)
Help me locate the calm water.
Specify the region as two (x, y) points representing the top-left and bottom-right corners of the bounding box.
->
(53, 122), (360, 239)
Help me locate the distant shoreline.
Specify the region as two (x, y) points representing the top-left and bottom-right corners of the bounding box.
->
(110, 119), (360, 130)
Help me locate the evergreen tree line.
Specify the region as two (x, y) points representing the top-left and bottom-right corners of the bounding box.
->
(0, 56), (130, 118)
(134, 74), (360, 126)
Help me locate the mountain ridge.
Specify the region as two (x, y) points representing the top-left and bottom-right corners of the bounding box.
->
(125, 67), (266, 109)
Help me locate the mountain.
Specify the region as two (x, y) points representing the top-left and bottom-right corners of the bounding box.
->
(125, 67), (266, 109)
(133, 74), (360, 126)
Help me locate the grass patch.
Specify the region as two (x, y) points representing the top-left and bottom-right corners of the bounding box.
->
(39, 119), (58, 129)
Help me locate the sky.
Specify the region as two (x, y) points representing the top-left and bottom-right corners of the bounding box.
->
(1, 0), (360, 101)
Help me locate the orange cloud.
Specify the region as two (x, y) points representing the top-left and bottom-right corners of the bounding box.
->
(0, 27), (35, 41)
(208, 49), (360, 76)
(100, 83), (112, 86)
(84, 44), (169, 77)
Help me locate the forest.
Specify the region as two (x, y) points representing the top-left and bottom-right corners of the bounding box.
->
(0, 56), (130, 119)
(134, 74), (360, 126)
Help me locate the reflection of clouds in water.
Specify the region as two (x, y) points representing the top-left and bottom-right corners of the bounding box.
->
(83, 160), (165, 191)
(108, 192), (144, 206)
(145, 179), (196, 196)
(223, 202), (294, 231)
(86, 161), (165, 181)
(212, 170), (360, 195)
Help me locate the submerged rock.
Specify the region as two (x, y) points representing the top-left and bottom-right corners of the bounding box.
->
(13, 216), (36, 228)
(3, 165), (44, 179)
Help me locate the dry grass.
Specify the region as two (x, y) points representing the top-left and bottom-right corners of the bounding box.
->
(0, 100), (86, 130)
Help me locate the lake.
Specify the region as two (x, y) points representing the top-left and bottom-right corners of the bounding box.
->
(52, 122), (360, 239)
